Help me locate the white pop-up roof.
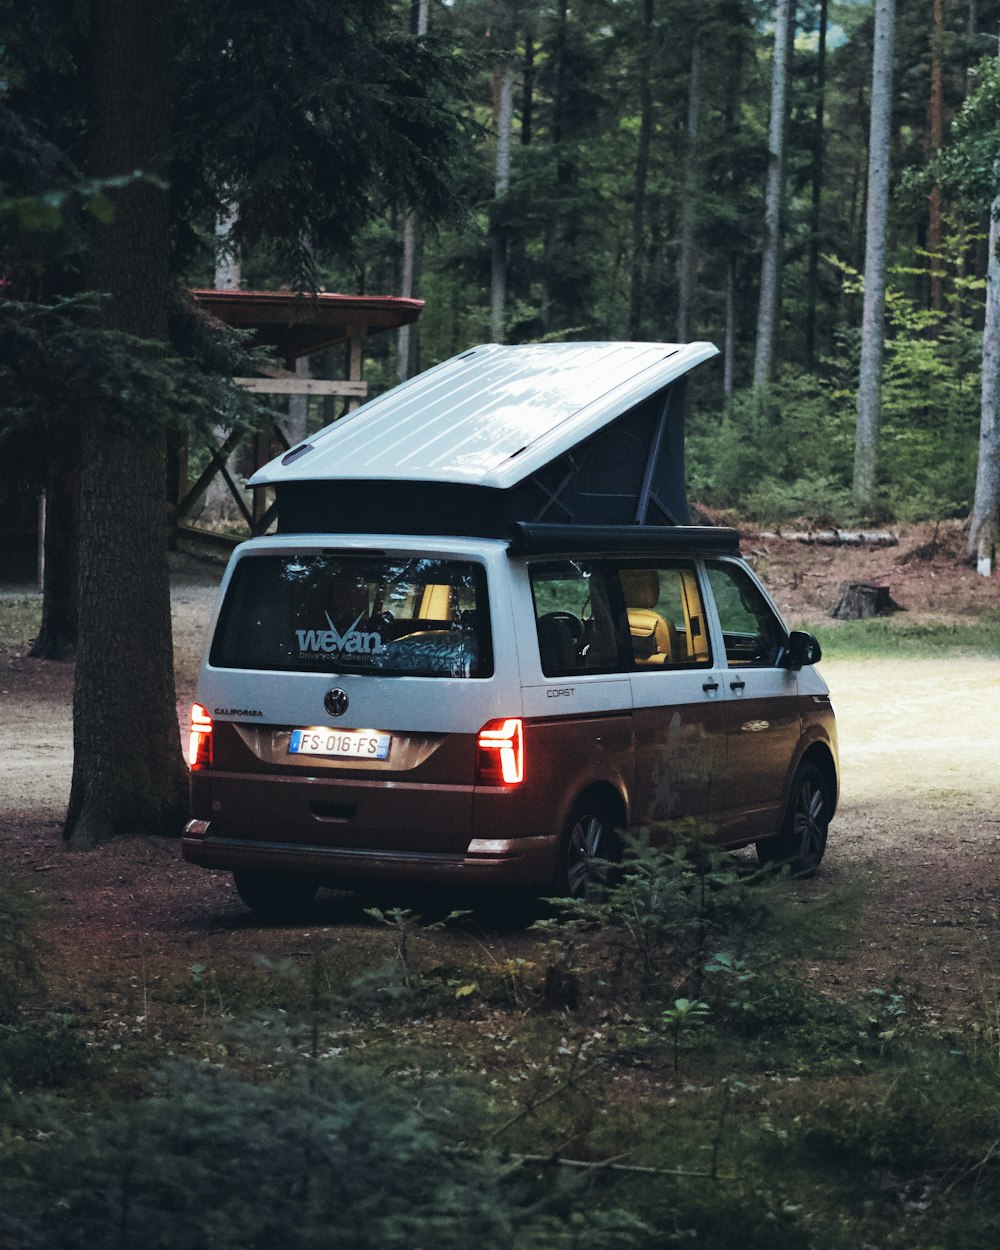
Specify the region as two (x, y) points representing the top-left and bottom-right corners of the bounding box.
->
(250, 340), (718, 491)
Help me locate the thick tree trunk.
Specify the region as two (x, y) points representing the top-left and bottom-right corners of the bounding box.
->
(65, 0), (187, 848)
(752, 0), (793, 387)
(853, 0), (895, 508)
(627, 0), (655, 340)
(967, 191), (1000, 574)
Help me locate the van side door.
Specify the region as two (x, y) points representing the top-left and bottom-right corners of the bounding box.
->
(703, 559), (800, 840)
(618, 559), (729, 834)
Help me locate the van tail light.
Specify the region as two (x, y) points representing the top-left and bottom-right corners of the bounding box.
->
(476, 718), (524, 785)
(188, 703), (213, 770)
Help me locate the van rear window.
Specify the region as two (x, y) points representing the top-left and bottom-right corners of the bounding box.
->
(211, 554), (492, 678)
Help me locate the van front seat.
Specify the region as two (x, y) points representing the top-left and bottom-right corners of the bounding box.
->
(620, 569), (676, 664)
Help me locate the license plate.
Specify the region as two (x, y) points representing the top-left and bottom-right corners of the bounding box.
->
(288, 729), (391, 760)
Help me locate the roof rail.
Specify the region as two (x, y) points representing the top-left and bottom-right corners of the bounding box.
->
(507, 522), (740, 558)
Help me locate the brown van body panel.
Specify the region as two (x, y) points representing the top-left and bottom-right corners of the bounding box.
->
(717, 688), (804, 838)
(630, 699), (727, 828)
(185, 713), (633, 889)
(472, 713), (635, 840)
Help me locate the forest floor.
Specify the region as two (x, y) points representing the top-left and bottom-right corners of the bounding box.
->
(1, 519), (999, 1062)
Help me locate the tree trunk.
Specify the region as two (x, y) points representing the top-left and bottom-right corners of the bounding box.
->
(521, 26), (535, 148)
(397, 0), (429, 382)
(853, 0), (895, 509)
(927, 0), (945, 314)
(804, 0), (828, 368)
(214, 202), (241, 291)
(29, 451), (79, 661)
(627, 0), (655, 340)
(285, 356), (310, 449)
(967, 188), (1000, 574)
(723, 254), (736, 398)
(752, 0), (793, 387)
(541, 0), (568, 335)
(489, 0), (516, 345)
(675, 32), (701, 343)
(65, 0), (187, 848)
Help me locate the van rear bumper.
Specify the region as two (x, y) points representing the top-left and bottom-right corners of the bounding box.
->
(182, 825), (560, 888)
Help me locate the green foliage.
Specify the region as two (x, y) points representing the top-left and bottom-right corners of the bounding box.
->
(691, 248), (982, 524)
(910, 55), (1000, 206)
(784, 1049), (1000, 1178)
(0, 883), (89, 1091)
(660, 997), (711, 1069)
(0, 1060), (649, 1250)
(0, 884), (41, 1024)
(554, 826), (775, 994)
(0, 596), (42, 649)
(0, 1018), (89, 1090)
(0, 293), (275, 492)
(170, 0), (478, 282)
(714, 971), (875, 1064)
(688, 372), (856, 521)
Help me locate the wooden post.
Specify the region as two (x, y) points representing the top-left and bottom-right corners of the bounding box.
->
(252, 429), (272, 533)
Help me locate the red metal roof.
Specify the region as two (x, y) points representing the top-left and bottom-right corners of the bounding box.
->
(190, 289), (424, 363)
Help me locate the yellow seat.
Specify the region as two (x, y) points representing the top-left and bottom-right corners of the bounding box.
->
(620, 569), (677, 664)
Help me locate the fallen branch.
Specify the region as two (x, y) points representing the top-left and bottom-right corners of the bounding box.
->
(760, 529), (897, 547)
(446, 1145), (734, 1182)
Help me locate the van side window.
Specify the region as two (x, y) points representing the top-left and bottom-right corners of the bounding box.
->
(705, 561), (786, 667)
(617, 562), (712, 668)
(529, 562), (628, 677)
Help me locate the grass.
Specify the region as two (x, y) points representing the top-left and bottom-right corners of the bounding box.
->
(800, 615), (1000, 659)
(0, 593), (41, 649)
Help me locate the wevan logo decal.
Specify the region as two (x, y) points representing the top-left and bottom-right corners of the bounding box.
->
(295, 612), (384, 657)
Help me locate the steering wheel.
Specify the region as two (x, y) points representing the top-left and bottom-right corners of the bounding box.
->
(543, 611), (586, 645)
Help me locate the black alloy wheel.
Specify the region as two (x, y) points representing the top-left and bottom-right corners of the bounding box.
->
(756, 762), (829, 874)
(557, 797), (622, 899)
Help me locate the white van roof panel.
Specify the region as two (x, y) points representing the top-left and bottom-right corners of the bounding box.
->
(250, 340), (718, 491)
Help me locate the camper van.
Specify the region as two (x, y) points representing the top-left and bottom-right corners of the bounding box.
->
(182, 342), (837, 917)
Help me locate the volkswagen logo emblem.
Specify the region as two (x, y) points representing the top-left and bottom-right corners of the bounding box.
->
(324, 688), (349, 717)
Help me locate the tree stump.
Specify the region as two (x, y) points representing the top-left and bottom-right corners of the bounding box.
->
(830, 582), (902, 620)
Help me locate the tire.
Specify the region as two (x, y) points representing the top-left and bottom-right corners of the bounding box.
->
(233, 870), (319, 920)
(756, 762), (829, 875)
(553, 796), (622, 900)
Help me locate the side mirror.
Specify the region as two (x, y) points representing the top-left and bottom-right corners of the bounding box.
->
(785, 630), (822, 670)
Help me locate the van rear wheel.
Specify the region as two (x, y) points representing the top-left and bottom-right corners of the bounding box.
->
(554, 797), (622, 900)
(233, 870), (319, 920)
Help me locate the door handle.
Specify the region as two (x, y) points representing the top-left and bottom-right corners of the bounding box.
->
(730, 679), (746, 693)
(702, 680), (719, 694)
